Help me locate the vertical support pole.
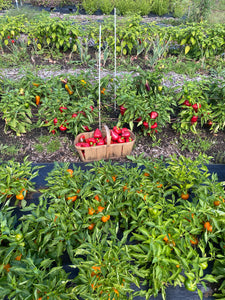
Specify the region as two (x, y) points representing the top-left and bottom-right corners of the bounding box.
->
(114, 7), (117, 111)
(98, 25), (101, 130)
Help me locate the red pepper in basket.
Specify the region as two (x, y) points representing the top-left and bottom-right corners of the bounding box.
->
(76, 142), (89, 147)
(86, 138), (96, 146)
(113, 126), (122, 135)
(79, 135), (86, 142)
(94, 128), (102, 139)
(96, 139), (105, 146)
(125, 137), (133, 142)
(118, 136), (125, 143)
(121, 130), (130, 138)
(111, 130), (119, 141)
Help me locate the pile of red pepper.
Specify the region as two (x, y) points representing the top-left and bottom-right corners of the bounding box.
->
(75, 126), (133, 147)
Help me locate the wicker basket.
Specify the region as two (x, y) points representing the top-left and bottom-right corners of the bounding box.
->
(74, 124), (135, 162)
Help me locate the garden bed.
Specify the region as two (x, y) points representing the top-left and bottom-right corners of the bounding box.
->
(0, 4), (225, 300)
(1, 157), (225, 299)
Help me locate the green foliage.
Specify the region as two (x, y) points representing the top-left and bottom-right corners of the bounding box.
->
(0, 144), (21, 156)
(98, 0), (114, 15)
(172, 80), (212, 135)
(0, 157), (40, 207)
(170, 0), (190, 18)
(0, 156), (225, 298)
(151, 0), (170, 15)
(1, 13), (225, 61)
(0, 88), (35, 136)
(207, 79), (225, 133)
(82, 0), (99, 14)
(0, 0), (12, 10)
(27, 16), (81, 52)
(0, 15), (26, 47)
(30, 0), (77, 8)
(179, 135), (213, 152)
(116, 70), (175, 139)
(187, 0), (212, 22)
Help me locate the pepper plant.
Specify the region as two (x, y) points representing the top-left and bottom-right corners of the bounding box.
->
(172, 80), (212, 134)
(0, 88), (35, 136)
(116, 72), (175, 139)
(0, 157), (40, 208)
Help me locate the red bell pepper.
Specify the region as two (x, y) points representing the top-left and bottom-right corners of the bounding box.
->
(118, 136), (125, 143)
(121, 127), (129, 132)
(151, 122), (158, 129)
(136, 117), (142, 122)
(143, 121), (149, 129)
(59, 106), (67, 113)
(94, 128), (102, 139)
(122, 130), (130, 138)
(191, 115), (198, 124)
(120, 105), (127, 116)
(59, 125), (67, 131)
(76, 142), (89, 147)
(113, 126), (122, 135)
(183, 100), (191, 106)
(149, 111), (158, 119)
(86, 138), (96, 146)
(192, 103), (201, 113)
(82, 125), (91, 132)
(78, 111), (86, 117)
(96, 139), (105, 146)
(79, 135), (86, 142)
(125, 137), (133, 142)
(111, 130), (119, 141)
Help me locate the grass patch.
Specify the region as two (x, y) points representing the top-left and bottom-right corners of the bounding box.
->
(0, 143), (21, 156)
(34, 135), (63, 153)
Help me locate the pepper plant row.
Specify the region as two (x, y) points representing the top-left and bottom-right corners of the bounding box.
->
(0, 14), (225, 59)
(0, 154), (225, 299)
(0, 69), (224, 138)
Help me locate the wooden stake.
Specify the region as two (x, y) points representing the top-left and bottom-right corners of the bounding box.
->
(114, 7), (117, 111)
(99, 25), (101, 130)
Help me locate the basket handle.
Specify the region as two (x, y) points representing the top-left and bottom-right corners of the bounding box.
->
(103, 124), (111, 146)
(103, 124), (111, 160)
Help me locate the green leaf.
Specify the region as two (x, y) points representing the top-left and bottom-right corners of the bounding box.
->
(197, 288), (203, 300)
(59, 39), (64, 46)
(73, 44), (77, 52)
(129, 121), (134, 132)
(202, 274), (217, 283)
(185, 45), (190, 55)
(180, 39), (186, 46)
(190, 37), (196, 45)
